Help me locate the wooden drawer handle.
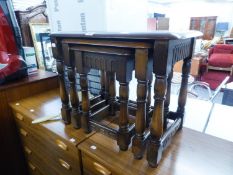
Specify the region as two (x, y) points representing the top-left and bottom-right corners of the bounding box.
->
(93, 162), (111, 175)
(28, 162), (36, 171)
(20, 128), (28, 136)
(58, 158), (71, 170)
(56, 139), (68, 151)
(16, 113), (24, 121)
(24, 146), (32, 155)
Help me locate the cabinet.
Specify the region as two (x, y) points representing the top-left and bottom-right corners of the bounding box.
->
(10, 89), (94, 175)
(190, 16), (217, 40)
(78, 129), (233, 175)
(0, 70), (58, 175)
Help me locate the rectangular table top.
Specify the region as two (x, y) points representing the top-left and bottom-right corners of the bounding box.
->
(51, 31), (202, 40)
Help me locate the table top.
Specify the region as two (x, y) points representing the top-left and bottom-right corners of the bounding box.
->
(9, 88), (94, 146)
(51, 30), (202, 40)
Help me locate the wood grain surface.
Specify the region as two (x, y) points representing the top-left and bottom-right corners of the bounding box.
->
(79, 128), (233, 175)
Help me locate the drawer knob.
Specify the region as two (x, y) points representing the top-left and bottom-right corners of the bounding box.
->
(24, 146), (32, 155)
(93, 162), (111, 175)
(16, 113), (24, 121)
(20, 128), (28, 136)
(28, 162), (36, 171)
(56, 139), (68, 151)
(58, 158), (71, 170)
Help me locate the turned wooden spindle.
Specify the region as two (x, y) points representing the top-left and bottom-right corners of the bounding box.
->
(100, 70), (106, 98)
(62, 43), (81, 128)
(177, 57), (191, 128)
(117, 82), (130, 151)
(51, 38), (71, 124)
(108, 72), (116, 116)
(74, 51), (91, 133)
(147, 75), (167, 167)
(105, 71), (110, 100)
(80, 73), (91, 133)
(132, 48), (148, 159)
(147, 40), (169, 167)
(56, 59), (71, 124)
(146, 74), (152, 128)
(164, 71), (173, 130)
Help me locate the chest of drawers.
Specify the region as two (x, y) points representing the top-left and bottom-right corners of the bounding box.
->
(10, 89), (94, 175)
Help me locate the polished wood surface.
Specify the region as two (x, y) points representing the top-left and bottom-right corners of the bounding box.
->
(0, 70), (58, 175)
(51, 31), (200, 167)
(10, 89), (95, 175)
(79, 128), (233, 175)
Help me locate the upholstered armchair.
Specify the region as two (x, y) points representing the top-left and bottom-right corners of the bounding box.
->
(207, 44), (233, 75)
(199, 44), (233, 90)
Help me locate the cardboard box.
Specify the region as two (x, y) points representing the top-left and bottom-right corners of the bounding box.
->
(46, 0), (147, 33)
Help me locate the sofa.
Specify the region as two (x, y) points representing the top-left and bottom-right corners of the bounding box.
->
(200, 44), (233, 90)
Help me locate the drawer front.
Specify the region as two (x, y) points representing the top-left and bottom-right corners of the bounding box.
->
(28, 161), (43, 175)
(24, 145), (62, 175)
(14, 111), (33, 127)
(15, 114), (81, 175)
(82, 153), (112, 175)
(14, 111), (78, 154)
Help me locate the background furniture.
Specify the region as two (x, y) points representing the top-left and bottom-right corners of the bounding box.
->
(190, 16), (217, 40)
(15, 3), (48, 46)
(173, 52), (207, 78)
(0, 70), (58, 175)
(200, 44), (233, 89)
(10, 89), (95, 175)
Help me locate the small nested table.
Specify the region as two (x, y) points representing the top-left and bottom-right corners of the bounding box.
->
(51, 31), (200, 167)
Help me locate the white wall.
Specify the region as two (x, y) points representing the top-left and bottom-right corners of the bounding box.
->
(148, 1), (233, 37)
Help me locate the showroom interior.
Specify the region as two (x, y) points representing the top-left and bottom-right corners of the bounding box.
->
(0, 0), (233, 175)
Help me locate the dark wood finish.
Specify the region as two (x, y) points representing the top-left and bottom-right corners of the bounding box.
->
(79, 128), (233, 175)
(132, 48), (149, 159)
(62, 43), (81, 128)
(0, 70), (58, 175)
(109, 72), (116, 116)
(9, 89), (95, 175)
(15, 3), (48, 46)
(52, 37), (71, 124)
(51, 31), (200, 167)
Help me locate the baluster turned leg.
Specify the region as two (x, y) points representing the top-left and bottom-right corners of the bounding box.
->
(56, 59), (71, 124)
(62, 43), (81, 129)
(108, 72), (116, 116)
(80, 73), (91, 133)
(146, 74), (153, 128)
(147, 75), (167, 167)
(177, 57), (191, 129)
(117, 82), (130, 151)
(164, 71), (173, 130)
(132, 49), (148, 159)
(68, 66), (81, 128)
(105, 71), (110, 100)
(100, 70), (106, 98)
